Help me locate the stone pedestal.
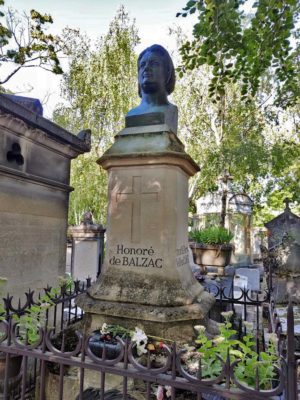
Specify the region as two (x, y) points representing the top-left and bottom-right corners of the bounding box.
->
(77, 126), (214, 341)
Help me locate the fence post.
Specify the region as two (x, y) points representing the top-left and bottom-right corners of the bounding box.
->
(286, 300), (297, 400)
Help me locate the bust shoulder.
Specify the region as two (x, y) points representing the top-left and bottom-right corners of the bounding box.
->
(126, 102), (177, 117)
(126, 103), (178, 134)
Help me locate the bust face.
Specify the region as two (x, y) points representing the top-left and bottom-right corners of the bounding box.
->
(138, 51), (165, 95)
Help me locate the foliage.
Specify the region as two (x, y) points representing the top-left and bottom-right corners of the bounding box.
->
(53, 7), (139, 225)
(194, 312), (279, 388)
(189, 226), (233, 244)
(57, 274), (74, 291)
(177, 0), (299, 108)
(14, 288), (58, 344)
(171, 28), (300, 223)
(0, 0), (63, 85)
(173, 46), (270, 196)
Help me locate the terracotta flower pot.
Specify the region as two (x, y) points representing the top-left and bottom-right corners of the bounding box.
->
(189, 243), (233, 275)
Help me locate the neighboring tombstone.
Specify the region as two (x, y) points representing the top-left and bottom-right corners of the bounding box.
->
(236, 268), (260, 291)
(77, 45), (214, 341)
(228, 194), (253, 264)
(264, 199), (300, 274)
(233, 274), (248, 319)
(0, 94), (91, 297)
(234, 274), (248, 292)
(68, 212), (105, 282)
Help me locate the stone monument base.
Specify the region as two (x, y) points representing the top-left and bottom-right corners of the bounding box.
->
(77, 293), (215, 342)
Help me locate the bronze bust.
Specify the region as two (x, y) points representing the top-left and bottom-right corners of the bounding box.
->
(126, 44), (178, 134)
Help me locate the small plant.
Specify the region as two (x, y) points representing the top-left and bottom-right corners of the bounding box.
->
(14, 288), (58, 344)
(58, 274), (74, 291)
(192, 312), (279, 389)
(189, 226), (233, 245)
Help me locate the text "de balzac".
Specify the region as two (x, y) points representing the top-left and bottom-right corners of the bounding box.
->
(109, 244), (163, 268)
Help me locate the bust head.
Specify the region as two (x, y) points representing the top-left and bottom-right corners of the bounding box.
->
(137, 44), (175, 98)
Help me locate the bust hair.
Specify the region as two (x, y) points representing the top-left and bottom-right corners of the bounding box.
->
(137, 44), (176, 97)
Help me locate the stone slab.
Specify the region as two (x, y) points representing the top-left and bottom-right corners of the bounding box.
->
(236, 267), (260, 291)
(72, 240), (100, 282)
(0, 177), (68, 297)
(78, 293), (214, 323)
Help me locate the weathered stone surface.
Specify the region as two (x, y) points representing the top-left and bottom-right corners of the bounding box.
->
(264, 200), (300, 274)
(78, 292), (214, 322)
(68, 214), (105, 282)
(272, 276), (300, 304)
(78, 127), (214, 341)
(2, 94), (43, 115)
(88, 150), (203, 307)
(79, 297), (213, 342)
(0, 94), (90, 297)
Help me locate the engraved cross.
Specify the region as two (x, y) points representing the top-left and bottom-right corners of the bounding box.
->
(116, 176), (159, 243)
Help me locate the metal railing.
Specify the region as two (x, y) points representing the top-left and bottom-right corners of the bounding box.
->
(0, 320), (290, 400)
(0, 281), (297, 400)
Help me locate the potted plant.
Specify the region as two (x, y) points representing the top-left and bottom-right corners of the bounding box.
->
(189, 226), (234, 275)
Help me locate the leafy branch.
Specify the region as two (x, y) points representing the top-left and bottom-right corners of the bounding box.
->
(0, 0), (63, 85)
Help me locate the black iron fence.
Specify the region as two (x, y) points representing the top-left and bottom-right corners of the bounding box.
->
(1, 278), (91, 328)
(0, 281), (298, 400)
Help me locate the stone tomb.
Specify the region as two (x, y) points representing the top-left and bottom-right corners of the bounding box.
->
(265, 199), (300, 273)
(78, 127), (214, 341)
(0, 94), (90, 297)
(68, 212), (105, 282)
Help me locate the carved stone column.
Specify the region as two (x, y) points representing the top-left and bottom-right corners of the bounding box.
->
(77, 125), (214, 341)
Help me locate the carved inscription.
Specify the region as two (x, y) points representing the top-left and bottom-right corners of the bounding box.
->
(176, 245), (189, 268)
(109, 244), (163, 268)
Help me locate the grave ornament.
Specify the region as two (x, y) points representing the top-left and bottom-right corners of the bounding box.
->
(77, 44), (214, 341)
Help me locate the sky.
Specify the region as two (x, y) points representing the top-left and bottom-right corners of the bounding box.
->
(3, 0), (196, 117)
